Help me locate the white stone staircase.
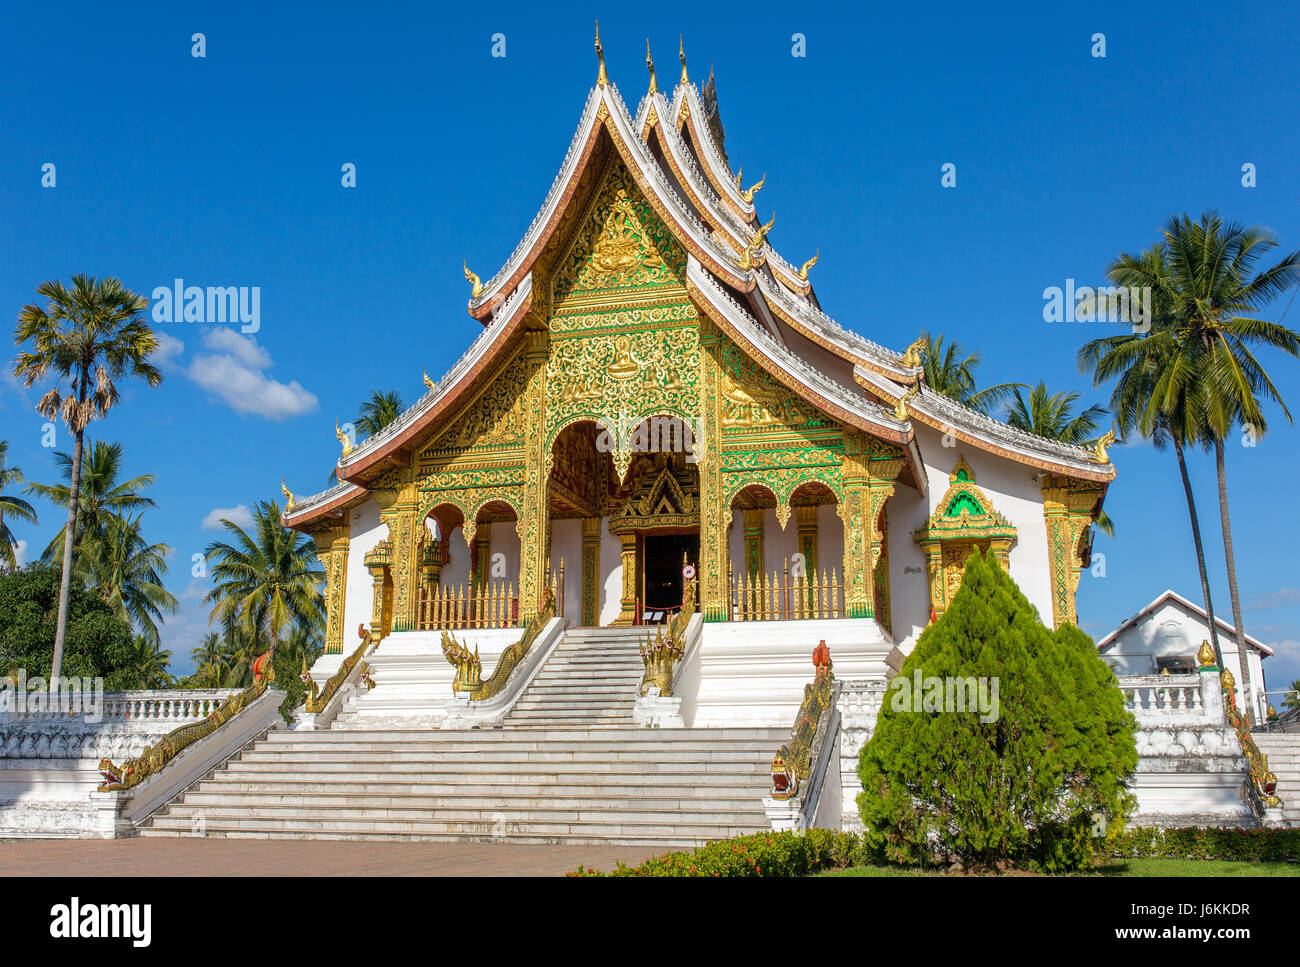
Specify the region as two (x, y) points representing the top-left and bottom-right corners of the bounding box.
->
(504, 627), (645, 726)
(1253, 731), (1300, 826)
(136, 625), (789, 845)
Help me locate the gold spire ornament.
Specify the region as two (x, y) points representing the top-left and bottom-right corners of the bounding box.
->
(594, 20), (608, 87)
(646, 39), (657, 94)
(894, 384), (919, 421)
(901, 336), (925, 369)
(679, 35), (688, 84)
(1197, 640), (1216, 667)
(335, 419), (353, 457)
(734, 166), (743, 188)
(281, 478), (296, 512)
(736, 213), (775, 270)
(423, 369), (435, 391)
(1092, 427), (1116, 463)
(741, 172), (766, 204)
(797, 249), (819, 281)
(463, 260), (484, 300)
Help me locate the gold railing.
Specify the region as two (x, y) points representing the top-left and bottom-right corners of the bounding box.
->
(98, 661), (277, 792)
(440, 585), (559, 701)
(638, 577), (696, 696)
(770, 643), (835, 801)
(303, 628), (376, 714)
(729, 562), (844, 621)
(1222, 668), (1282, 811)
(418, 580), (519, 630)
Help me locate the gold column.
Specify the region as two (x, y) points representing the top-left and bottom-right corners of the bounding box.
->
(1041, 475), (1102, 628)
(614, 532), (638, 625)
(309, 520), (351, 655)
(517, 331), (551, 623)
(363, 540), (394, 641)
(473, 521), (492, 587)
(839, 431), (903, 619)
(581, 517), (601, 626)
(698, 318), (728, 622)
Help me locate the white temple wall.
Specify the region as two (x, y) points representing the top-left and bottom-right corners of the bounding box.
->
(816, 503), (844, 584)
(489, 520), (521, 589)
(598, 516), (623, 625)
(342, 497), (384, 639)
(438, 525), (472, 591)
(886, 425), (1056, 647)
(548, 518), (582, 621)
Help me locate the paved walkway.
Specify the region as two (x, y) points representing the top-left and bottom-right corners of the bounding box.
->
(0, 838), (656, 876)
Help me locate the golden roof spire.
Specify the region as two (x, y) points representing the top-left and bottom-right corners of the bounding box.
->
(423, 368), (435, 391)
(741, 172), (766, 204)
(281, 478), (296, 511)
(797, 249), (819, 281)
(734, 166), (743, 188)
(335, 419), (353, 457)
(679, 35), (688, 84)
(646, 39), (657, 94)
(595, 20), (608, 88)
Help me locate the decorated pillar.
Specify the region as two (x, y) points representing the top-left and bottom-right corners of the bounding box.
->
(614, 532), (638, 625)
(306, 520), (351, 654)
(839, 431), (904, 619)
(363, 539), (394, 641)
(873, 505), (891, 636)
(472, 521), (492, 587)
(581, 516), (601, 626)
(517, 330), (551, 623)
(698, 318), (729, 621)
(1041, 474), (1103, 628)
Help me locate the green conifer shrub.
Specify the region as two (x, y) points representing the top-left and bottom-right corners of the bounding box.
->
(857, 549), (1136, 872)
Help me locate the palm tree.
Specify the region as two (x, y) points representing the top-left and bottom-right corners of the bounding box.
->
(0, 441), (38, 570)
(190, 631), (222, 670)
(12, 275), (162, 685)
(1005, 382), (1107, 445)
(75, 513), (177, 646)
(1004, 383), (1114, 536)
(128, 636), (173, 689)
(1283, 681), (1300, 714)
(27, 440), (156, 563)
(1108, 213), (1300, 719)
(918, 331), (1025, 416)
(1081, 242), (1226, 670)
(355, 390), (405, 439)
(203, 500), (324, 665)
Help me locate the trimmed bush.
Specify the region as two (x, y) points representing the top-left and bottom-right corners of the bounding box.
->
(567, 829), (877, 877)
(1108, 826), (1300, 863)
(857, 550), (1137, 872)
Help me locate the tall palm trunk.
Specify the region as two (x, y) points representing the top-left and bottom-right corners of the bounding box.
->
(1214, 437), (1253, 722)
(51, 425), (84, 687)
(1174, 438), (1222, 667)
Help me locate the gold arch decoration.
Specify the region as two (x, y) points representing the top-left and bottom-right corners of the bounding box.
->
(913, 455), (1017, 618)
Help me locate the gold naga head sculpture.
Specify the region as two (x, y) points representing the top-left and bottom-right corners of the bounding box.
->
(594, 19), (608, 87)
(463, 260), (484, 300)
(645, 38), (657, 94)
(797, 249), (819, 281)
(1092, 426), (1116, 463)
(281, 478), (296, 511)
(901, 336), (925, 370)
(893, 384), (919, 421)
(741, 172), (766, 204)
(423, 368), (436, 391)
(335, 419), (352, 456)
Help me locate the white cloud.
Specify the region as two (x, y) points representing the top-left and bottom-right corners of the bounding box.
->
(1248, 588), (1300, 610)
(152, 331), (186, 367)
(202, 504), (255, 532)
(187, 331), (317, 420)
(13, 539), (28, 567)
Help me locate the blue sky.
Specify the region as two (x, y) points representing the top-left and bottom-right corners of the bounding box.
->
(2, 1), (1298, 692)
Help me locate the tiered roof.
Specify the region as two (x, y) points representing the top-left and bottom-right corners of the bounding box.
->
(286, 37), (1113, 528)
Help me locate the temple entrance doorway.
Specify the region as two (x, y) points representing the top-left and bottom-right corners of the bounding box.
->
(641, 531), (698, 623)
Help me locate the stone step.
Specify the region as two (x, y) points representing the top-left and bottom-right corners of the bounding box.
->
(221, 760), (766, 777)
(192, 777), (768, 796)
(265, 728), (786, 742)
(244, 739), (782, 755)
(164, 791), (767, 813)
(142, 814), (762, 839)
(138, 822), (759, 846)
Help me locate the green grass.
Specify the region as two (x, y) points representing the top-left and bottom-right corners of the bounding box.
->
(819, 858), (1300, 877)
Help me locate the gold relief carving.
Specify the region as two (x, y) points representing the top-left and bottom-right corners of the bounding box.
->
(551, 160), (686, 306)
(419, 350), (530, 460)
(719, 340), (831, 433)
(517, 332), (551, 620)
(308, 521), (351, 655)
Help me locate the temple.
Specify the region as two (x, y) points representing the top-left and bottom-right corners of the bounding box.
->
(284, 36), (1114, 678)
(21, 37), (1293, 847)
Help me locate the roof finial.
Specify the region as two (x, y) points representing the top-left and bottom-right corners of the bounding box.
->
(423, 368), (435, 391)
(797, 249), (819, 281)
(463, 260), (484, 300)
(734, 166), (743, 188)
(595, 20), (608, 88)
(646, 39), (657, 94)
(742, 172), (766, 204)
(335, 419), (353, 457)
(281, 478), (296, 512)
(679, 35), (688, 85)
